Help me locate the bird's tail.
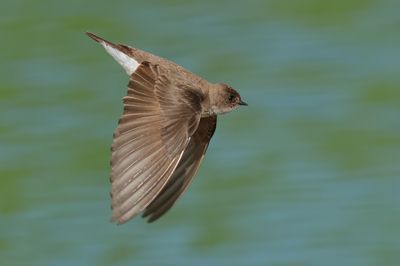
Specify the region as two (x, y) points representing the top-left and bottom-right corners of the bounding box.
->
(85, 32), (139, 75)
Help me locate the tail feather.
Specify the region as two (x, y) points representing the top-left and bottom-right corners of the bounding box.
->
(86, 32), (140, 75)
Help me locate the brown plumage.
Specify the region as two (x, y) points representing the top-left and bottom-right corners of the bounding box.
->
(86, 32), (247, 224)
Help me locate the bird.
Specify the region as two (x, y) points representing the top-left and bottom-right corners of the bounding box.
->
(86, 32), (247, 224)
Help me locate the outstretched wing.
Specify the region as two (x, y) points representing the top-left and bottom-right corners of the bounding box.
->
(110, 61), (202, 224)
(142, 115), (217, 222)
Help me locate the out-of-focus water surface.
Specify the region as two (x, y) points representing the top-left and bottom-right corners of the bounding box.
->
(1, 0), (399, 265)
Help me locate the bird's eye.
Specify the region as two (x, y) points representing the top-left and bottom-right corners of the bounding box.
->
(228, 94), (236, 103)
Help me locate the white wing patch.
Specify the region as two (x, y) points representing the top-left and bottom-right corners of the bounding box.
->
(100, 42), (140, 75)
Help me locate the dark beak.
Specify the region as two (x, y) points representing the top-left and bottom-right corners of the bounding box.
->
(238, 100), (248, 106)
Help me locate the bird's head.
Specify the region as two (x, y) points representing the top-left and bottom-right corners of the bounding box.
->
(210, 83), (247, 115)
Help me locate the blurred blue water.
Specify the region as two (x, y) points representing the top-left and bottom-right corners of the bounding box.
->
(1, 0), (400, 265)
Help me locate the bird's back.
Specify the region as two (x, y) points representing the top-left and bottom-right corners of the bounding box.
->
(117, 43), (208, 88)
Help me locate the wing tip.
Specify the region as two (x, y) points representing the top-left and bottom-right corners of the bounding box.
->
(110, 214), (130, 225)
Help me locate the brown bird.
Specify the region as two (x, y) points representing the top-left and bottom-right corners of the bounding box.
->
(86, 32), (247, 224)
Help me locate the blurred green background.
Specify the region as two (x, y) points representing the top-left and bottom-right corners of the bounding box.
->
(1, 0), (399, 265)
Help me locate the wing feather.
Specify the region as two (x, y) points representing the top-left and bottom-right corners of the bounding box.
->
(143, 115), (217, 222)
(110, 61), (202, 224)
